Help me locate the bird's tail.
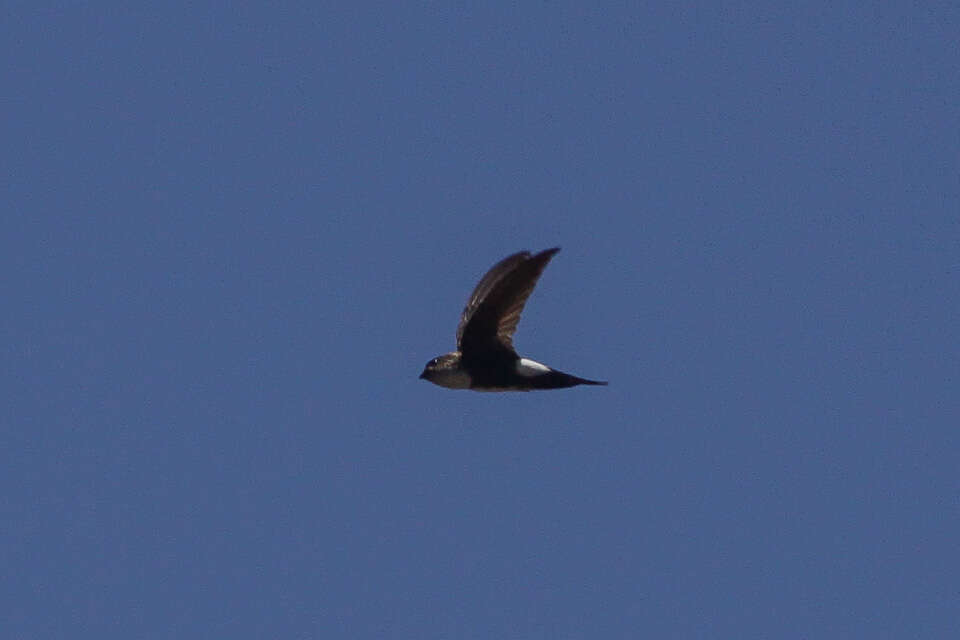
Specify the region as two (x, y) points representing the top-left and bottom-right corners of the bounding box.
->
(574, 376), (608, 386)
(532, 370), (608, 389)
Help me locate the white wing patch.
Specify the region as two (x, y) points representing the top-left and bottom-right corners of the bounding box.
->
(516, 358), (551, 377)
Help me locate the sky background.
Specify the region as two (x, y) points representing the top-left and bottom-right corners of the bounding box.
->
(3, 2), (959, 638)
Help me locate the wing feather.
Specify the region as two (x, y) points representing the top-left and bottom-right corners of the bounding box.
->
(456, 248), (560, 354)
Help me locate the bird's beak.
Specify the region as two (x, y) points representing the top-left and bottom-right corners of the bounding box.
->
(418, 371), (427, 380)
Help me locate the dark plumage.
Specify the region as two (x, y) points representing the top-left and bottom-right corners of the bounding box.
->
(419, 248), (607, 391)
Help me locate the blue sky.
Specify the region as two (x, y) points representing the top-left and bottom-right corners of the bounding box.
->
(3, 3), (958, 637)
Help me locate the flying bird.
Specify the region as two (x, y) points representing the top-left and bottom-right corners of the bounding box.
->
(419, 247), (607, 391)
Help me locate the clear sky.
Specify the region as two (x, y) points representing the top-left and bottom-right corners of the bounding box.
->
(4, 3), (959, 638)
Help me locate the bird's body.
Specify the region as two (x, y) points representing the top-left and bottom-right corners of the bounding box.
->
(419, 248), (607, 392)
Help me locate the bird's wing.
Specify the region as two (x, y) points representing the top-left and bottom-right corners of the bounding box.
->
(456, 248), (560, 353)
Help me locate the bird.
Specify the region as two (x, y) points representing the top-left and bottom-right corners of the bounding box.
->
(419, 247), (607, 391)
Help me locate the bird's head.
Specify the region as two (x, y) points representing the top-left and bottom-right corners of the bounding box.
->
(419, 352), (470, 389)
